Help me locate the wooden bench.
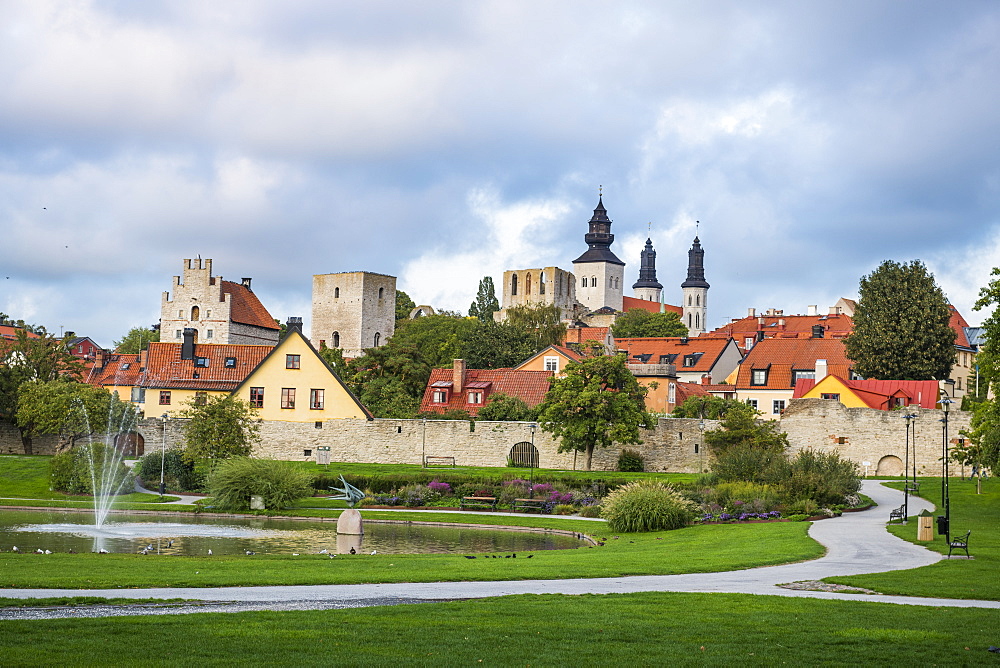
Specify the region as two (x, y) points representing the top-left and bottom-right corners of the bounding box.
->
(460, 496), (498, 511)
(424, 456), (456, 467)
(906, 481), (920, 495)
(512, 498), (547, 513)
(888, 505), (906, 523)
(948, 530), (971, 558)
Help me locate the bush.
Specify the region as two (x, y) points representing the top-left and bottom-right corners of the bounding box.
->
(703, 481), (781, 513)
(49, 442), (130, 495)
(711, 443), (789, 484)
(617, 448), (645, 472)
(579, 504), (602, 518)
(207, 457), (314, 511)
(136, 449), (202, 492)
(553, 504), (576, 515)
(600, 479), (698, 532)
(782, 450), (861, 506)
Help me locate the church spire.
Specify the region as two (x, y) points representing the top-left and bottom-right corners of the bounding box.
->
(572, 194), (624, 266)
(681, 234), (710, 289)
(632, 238), (662, 290)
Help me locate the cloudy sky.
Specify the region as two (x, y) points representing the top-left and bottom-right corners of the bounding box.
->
(2, 1), (999, 346)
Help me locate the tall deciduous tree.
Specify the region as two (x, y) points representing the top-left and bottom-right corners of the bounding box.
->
(504, 304), (567, 350)
(703, 403), (789, 453)
(535, 354), (651, 470)
(670, 395), (746, 420)
(461, 320), (537, 369)
(17, 380), (136, 452)
(181, 395), (261, 473)
(395, 290), (416, 321)
(611, 309), (688, 338)
(113, 326), (160, 353)
(844, 260), (955, 380)
(961, 266), (1000, 471)
(468, 277), (500, 322)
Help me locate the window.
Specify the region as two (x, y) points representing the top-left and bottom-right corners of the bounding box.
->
(178, 310), (183, 318)
(224, 357), (236, 368)
(310, 389), (325, 410)
(281, 388), (296, 409)
(512, 274), (518, 295)
(374, 332), (380, 346)
(467, 391), (484, 405)
(315, 422), (323, 429)
(286, 354), (301, 369)
(432, 389), (448, 403)
(820, 393), (841, 401)
(206, 329), (213, 339)
(773, 400), (785, 414)
(791, 370), (815, 386)
(688, 296), (692, 306)
(121, 362), (131, 370)
(195, 392), (207, 406)
(540, 272), (546, 295)
(746, 399), (758, 410)
(191, 306), (200, 320)
(334, 287), (340, 298)
(304, 449), (312, 457)
(581, 277), (587, 288)
(175, 330), (182, 339)
(695, 314), (700, 329)
(668, 382), (676, 405)
(525, 273), (532, 295)
(544, 356), (559, 372)
(591, 275), (596, 287)
(250, 387), (264, 407)
(744, 337), (755, 350)
(751, 369), (768, 386)
(956, 377), (963, 390)
(683, 355), (698, 367)
(614, 277), (619, 289)
(696, 294), (700, 306)
(206, 310), (211, 318)
(130, 387), (145, 402)
(195, 357), (209, 367)
(379, 287), (384, 299)
(159, 391), (171, 405)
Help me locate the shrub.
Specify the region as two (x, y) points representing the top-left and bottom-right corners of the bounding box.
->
(782, 450), (861, 506)
(49, 442), (130, 495)
(207, 457), (313, 511)
(617, 448), (645, 472)
(711, 443), (789, 484)
(579, 504), (602, 518)
(553, 504), (576, 515)
(600, 479), (698, 532)
(136, 449), (202, 492)
(706, 481), (780, 512)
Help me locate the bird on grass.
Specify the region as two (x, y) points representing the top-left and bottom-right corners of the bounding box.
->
(464, 555), (477, 559)
(11, 546), (17, 552)
(35, 549), (43, 554)
(207, 549), (212, 555)
(98, 549), (109, 554)
(167, 540), (174, 548)
(245, 550), (256, 556)
(370, 550), (377, 555)
(526, 555), (534, 559)
(318, 549), (328, 554)
(349, 547), (356, 554)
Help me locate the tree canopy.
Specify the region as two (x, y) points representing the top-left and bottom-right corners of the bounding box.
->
(535, 354), (651, 470)
(395, 290), (416, 321)
(843, 260), (955, 380)
(961, 267), (1000, 471)
(611, 308), (688, 338)
(504, 304), (567, 350)
(114, 326), (160, 353)
(181, 395), (261, 473)
(670, 395), (747, 420)
(461, 320), (537, 369)
(17, 380), (136, 452)
(468, 276), (500, 322)
(476, 392), (534, 421)
(703, 403), (788, 453)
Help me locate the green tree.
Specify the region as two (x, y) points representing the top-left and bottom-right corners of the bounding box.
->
(973, 267), (1000, 393)
(181, 395), (261, 473)
(345, 343), (431, 418)
(504, 304), (567, 350)
(611, 309), (688, 338)
(0, 329), (85, 454)
(461, 320), (537, 369)
(389, 314), (478, 369)
(396, 290), (416, 321)
(670, 395), (746, 419)
(844, 260), (956, 380)
(468, 277), (500, 322)
(113, 326), (160, 353)
(703, 403), (789, 453)
(318, 343), (350, 379)
(963, 267), (1000, 472)
(17, 380), (136, 452)
(476, 393), (534, 421)
(961, 392), (1000, 472)
(535, 354), (651, 470)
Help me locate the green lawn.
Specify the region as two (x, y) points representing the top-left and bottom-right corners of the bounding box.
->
(827, 477), (998, 600)
(2, 592), (998, 666)
(0, 454), (75, 499)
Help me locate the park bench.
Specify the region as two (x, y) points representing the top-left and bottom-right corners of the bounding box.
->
(424, 456), (456, 468)
(512, 498), (547, 513)
(906, 481), (920, 495)
(460, 496), (498, 511)
(948, 530), (971, 558)
(888, 505), (906, 523)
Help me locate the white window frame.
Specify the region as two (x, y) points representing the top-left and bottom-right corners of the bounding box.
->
(544, 356), (559, 372)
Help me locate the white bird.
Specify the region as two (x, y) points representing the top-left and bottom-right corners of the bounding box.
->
(167, 540), (174, 547)
(44, 550), (51, 555)
(292, 553), (299, 556)
(36, 549), (43, 554)
(370, 550), (377, 555)
(98, 549), (109, 554)
(11, 546), (17, 552)
(318, 549), (328, 554)
(146, 544), (153, 551)
(208, 549), (212, 555)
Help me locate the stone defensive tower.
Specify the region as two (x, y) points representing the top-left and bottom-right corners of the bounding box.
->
(311, 271), (396, 358)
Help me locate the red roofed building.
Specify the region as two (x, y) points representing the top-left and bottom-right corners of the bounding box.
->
(793, 375), (940, 411)
(160, 258), (280, 347)
(620, 295), (682, 317)
(563, 326), (614, 353)
(710, 307), (854, 354)
(420, 359), (553, 417)
(614, 336), (742, 385)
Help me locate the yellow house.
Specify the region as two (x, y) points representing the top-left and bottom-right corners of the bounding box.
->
(514, 345), (584, 376)
(231, 320), (371, 422)
(793, 375), (940, 411)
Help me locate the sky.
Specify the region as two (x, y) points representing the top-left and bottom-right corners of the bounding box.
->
(2, 1), (999, 347)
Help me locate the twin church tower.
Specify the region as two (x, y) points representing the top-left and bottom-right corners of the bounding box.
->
(499, 196), (710, 335)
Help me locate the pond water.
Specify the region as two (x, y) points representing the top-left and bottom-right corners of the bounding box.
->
(0, 510), (584, 556)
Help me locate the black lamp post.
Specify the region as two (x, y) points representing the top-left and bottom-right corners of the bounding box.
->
(528, 423), (536, 498)
(940, 398), (953, 543)
(902, 412), (918, 520)
(160, 413), (168, 497)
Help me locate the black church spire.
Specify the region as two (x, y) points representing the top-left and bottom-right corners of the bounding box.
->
(632, 238), (662, 289)
(572, 196), (625, 266)
(681, 236), (710, 289)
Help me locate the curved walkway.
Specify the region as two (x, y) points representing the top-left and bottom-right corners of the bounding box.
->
(4, 481), (998, 616)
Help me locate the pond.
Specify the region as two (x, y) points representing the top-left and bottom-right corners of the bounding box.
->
(0, 510), (585, 556)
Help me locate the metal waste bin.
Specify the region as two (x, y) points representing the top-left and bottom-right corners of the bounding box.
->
(936, 515), (949, 536)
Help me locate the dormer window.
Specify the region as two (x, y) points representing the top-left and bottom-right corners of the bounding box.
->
(791, 369), (815, 386)
(467, 391), (484, 405)
(431, 380), (453, 404)
(195, 357), (209, 367)
(751, 369), (768, 386)
(121, 363), (131, 370)
(224, 357), (237, 368)
(544, 356), (559, 372)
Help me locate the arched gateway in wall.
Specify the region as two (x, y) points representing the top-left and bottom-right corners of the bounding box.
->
(508, 442), (539, 468)
(115, 431), (145, 457)
(875, 455), (903, 476)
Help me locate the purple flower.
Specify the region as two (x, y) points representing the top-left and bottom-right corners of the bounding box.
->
(427, 480), (451, 493)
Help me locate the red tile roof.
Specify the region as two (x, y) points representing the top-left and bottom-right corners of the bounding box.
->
(621, 296), (683, 316)
(736, 337), (854, 390)
(949, 304), (971, 348)
(793, 376), (940, 410)
(86, 354), (142, 387)
(674, 381), (710, 403)
(614, 336), (735, 374)
(420, 367), (553, 416)
(0, 325), (41, 341)
(563, 327), (611, 346)
(221, 280), (280, 331)
(712, 313), (854, 340)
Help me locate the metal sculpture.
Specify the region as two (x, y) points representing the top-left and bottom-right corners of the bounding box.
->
(327, 474), (366, 508)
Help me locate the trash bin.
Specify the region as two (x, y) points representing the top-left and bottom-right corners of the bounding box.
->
(917, 510), (933, 541)
(936, 515), (949, 536)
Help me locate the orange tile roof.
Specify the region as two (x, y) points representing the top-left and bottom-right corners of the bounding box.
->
(621, 296), (683, 316)
(420, 367), (553, 416)
(86, 354), (142, 387)
(0, 325), (41, 341)
(674, 381), (710, 403)
(131, 341), (273, 391)
(949, 305), (972, 348)
(736, 337), (854, 390)
(794, 376), (939, 410)
(221, 280), (280, 331)
(614, 336), (734, 373)
(563, 327), (611, 345)
(712, 313), (854, 339)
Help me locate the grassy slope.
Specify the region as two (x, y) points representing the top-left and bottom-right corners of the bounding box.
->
(827, 477), (998, 600)
(2, 592), (998, 666)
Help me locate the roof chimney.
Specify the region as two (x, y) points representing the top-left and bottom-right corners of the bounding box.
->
(453, 359), (466, 393)
(778, 319), (786, 331)
(181, 328), (195, 360)
(679, 337), (689, 345)
(811, 324), (825, 338)
(815, 359), (828, 381)
(285, 317), (303, 335)
(701, 373), (712, 386)
(807, 305), (817, 316)
(139, 348), (148, 369)
(748, 307), (756, 318)
(241, 277), (252, 291)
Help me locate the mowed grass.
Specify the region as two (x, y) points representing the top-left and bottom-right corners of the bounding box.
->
(827, 477), (999, 600)
(2, 592), (998, 666)
(0, 520), (820, 589)
(0, 454), (174, 504)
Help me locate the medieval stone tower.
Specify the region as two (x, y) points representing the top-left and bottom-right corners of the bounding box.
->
(681, 236), (710, 335)
(160, 258), (280, 345)
(572, 196), (625, 312)
(631, 238), (663, 302)
(311, 271), (396, 358)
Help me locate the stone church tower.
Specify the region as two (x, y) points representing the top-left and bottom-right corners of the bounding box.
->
(681, 236), (710, 335)
(311, 271), (396, 358)
(631, 238), (663, 302)
(572, 197), (625, 312)
(160, 258), (280, 345)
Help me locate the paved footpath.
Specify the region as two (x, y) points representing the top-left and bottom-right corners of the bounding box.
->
(4, 481), (998, 618)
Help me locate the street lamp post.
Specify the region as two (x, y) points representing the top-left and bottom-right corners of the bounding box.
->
(902, 413), (918, 520)
(940, 398), (953, 543)
(529, 423), (536, 498)
(697, 419), (705, 474)
(160, 413), (168, 497)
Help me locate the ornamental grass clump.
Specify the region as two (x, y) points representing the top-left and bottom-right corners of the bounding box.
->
(207, 457), (313, 511)
(600, 479), (698, 532)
